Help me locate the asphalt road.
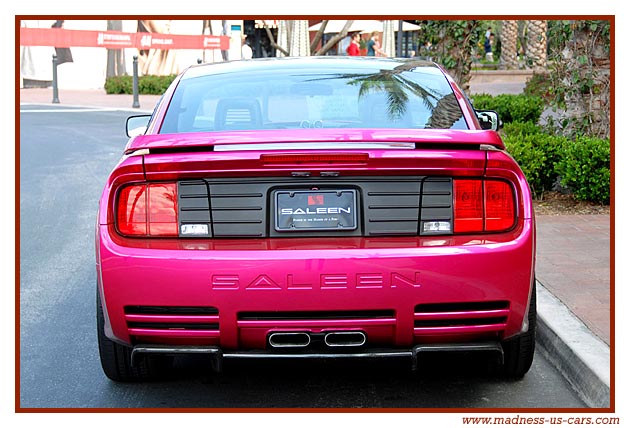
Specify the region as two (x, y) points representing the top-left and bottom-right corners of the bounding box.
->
(18, 105), (586, 409)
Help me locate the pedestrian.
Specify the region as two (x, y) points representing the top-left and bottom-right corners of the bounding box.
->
(367, 31), (387, 57)
(241, 34), (253, 59)
(346, 32), (361, 56)
(484, 32), (494, 62)
(407, 41), (418, 58)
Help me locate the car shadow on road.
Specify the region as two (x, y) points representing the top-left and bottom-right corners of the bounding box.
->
(102, 352), (570, 409)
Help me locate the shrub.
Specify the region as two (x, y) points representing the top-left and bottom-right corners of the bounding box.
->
(501, 122), (567, 197)
(555, 136), (610, 203)
(104, 75), (133, 94)
(104, 74), (177, 95)
(470, 93), (545, 124)
(139, 74), (178, 95)
(501, 120), (541, 137)
(469, 93), (494, 111)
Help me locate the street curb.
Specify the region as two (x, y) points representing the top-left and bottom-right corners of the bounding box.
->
(19, 102), (155, 114)
(536, 281), (610, 408)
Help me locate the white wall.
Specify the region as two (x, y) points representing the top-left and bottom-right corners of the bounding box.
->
(20, 19), (240, 89)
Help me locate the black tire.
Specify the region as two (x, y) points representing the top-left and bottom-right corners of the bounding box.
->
(97, 291), (169, 382)
(501, 284), (536, 378)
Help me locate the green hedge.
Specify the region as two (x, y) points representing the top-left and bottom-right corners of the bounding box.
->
(470, 93), (544, 124)
(501, 122), (566, 197)
(470, 93), (609, 203)
(104, 74), (177, 95)
(104, 75), (132, 94)
(555, 136), (610, 204)
(500, 121), (610, 203)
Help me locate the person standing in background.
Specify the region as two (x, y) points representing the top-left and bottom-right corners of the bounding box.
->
(346, 32), (361, 56)
(484, 32), (495, 61)
(367, 31), (387, 57)
(241, 34), (253, 59)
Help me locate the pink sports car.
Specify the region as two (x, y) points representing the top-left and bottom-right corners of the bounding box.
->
(96, 57), (536, 381)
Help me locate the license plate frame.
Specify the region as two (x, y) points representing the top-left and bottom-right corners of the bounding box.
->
(274, 189), (358, 232)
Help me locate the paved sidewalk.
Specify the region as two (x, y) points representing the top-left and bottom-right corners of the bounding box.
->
(536, 215), (610, 345)
(535, 215), (610, 408)
(19, 87), (612, 407)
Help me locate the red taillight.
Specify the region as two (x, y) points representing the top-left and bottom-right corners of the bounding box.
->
(453, 180), (483, 233)
(454, 179), (515, 233)
(484, 180), (515, 231)
(117, 185), (147, 235)
(117, 183), (178, 237)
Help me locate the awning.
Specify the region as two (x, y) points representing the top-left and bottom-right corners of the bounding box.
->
(308, 20), (420, 34)
(255, 20), (279, 29)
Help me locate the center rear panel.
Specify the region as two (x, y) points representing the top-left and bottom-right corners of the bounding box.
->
(177, 176), (454, 238)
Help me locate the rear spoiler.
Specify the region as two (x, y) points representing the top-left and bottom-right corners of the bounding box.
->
(125, 129), (505, 155)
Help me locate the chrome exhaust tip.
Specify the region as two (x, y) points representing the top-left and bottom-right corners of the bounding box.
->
(324, 331), (367, 347)
(268, 332), (311, 348)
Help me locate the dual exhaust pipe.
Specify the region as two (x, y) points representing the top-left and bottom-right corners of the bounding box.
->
(268, 331), (367, 349)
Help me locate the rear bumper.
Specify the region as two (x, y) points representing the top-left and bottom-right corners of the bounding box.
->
(130, 342), (505, 371)
(97, 219), (535, 350)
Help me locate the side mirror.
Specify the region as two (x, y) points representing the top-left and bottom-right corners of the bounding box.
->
(476, 110), (501, 131)
(126, 115), (151, 137)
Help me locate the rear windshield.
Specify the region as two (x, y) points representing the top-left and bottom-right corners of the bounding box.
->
(159, 64), (468, 134)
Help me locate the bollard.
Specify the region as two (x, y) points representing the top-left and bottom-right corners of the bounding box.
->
(52, 54), (60, 104)
(132, 55), (140, 109)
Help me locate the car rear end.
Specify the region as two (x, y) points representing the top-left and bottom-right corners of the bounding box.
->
(96, 58), (536, 381)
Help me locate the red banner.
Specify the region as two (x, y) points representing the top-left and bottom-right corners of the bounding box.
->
(19, 27), (230, 50)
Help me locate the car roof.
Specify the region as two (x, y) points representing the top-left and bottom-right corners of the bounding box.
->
(181, 56), (444, 80)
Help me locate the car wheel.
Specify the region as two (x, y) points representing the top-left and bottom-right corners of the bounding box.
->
(501, 283), (536, 378)
(96, 290), (169, 382)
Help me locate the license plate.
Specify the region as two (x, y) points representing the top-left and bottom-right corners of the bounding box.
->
(274, 190), (358, 232)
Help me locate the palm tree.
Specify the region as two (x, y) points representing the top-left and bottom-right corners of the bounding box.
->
(106, 20), (126, 77)
(500, 20), (519, 70)
(289, 20), (310, 56)
(382, 20), (396, 57)
(425, 93), (464, 129)
(309, 61), (461, 128)
(526, 20), (547, 71)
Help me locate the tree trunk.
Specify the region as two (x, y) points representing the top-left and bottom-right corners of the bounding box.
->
(382, 20), (396, 57)
(443, 20), (479, 91)
(315, 20), (354, 56)
(310, 20), (328, 54)
(526, 20), (547, 71)
(106, 20), (126, 77)
(267, 21), (289, 57)
(552, 20), (610, 138)
(289, 20), (310, 56)
(500, 20), (518, 69)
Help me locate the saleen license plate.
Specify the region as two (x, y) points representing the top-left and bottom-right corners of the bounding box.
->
(274, 190), (358, 232)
